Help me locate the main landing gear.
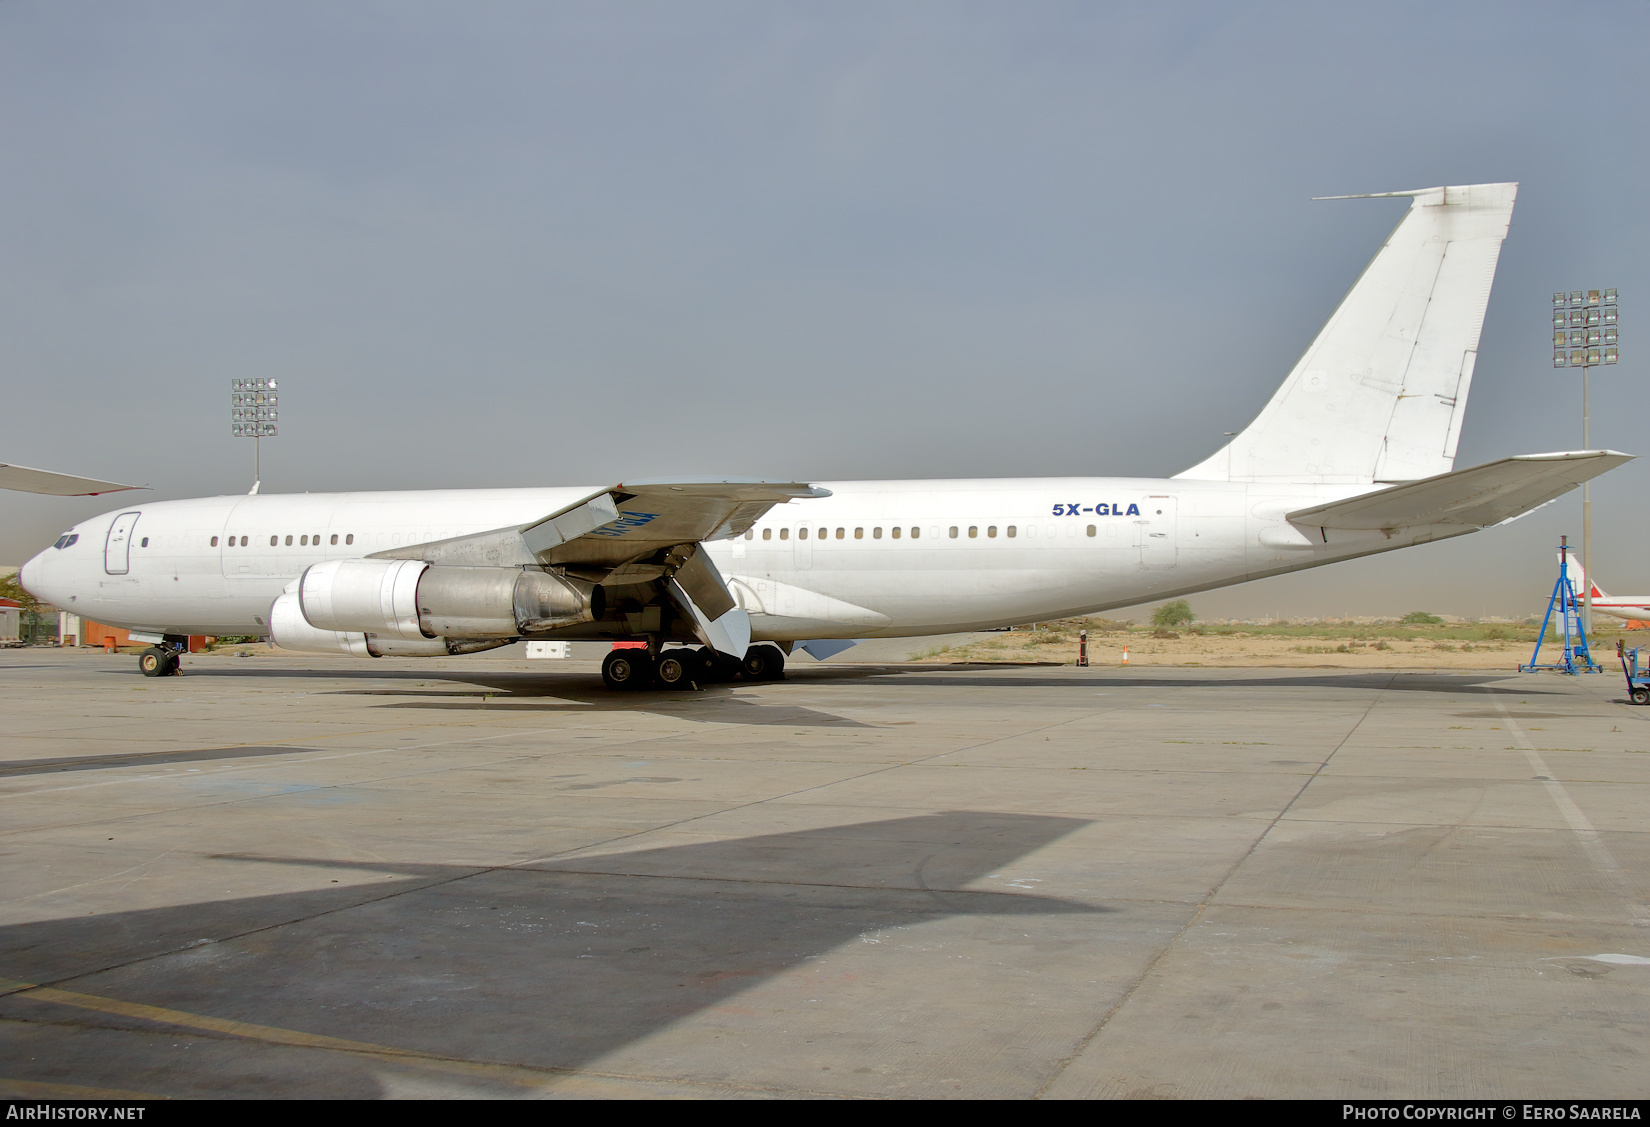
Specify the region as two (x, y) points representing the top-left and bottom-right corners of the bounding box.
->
(601, 643), (786, 691)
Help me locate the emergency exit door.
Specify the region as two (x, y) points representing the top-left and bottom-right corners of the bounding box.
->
(1137, 496), (1177, 570)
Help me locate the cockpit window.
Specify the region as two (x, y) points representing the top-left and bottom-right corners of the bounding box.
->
(53, 533), (79, 550)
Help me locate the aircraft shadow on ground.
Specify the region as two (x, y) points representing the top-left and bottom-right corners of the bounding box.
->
(166, 663), (1573, 707)
(0, 811), (1097, 1097)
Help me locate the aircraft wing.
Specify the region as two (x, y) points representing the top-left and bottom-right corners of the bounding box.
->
(1287, 450), (1632, 532)
(0, 462), (143, 497)
(371, 478), (829, 571)
(367, 478), (825, 656)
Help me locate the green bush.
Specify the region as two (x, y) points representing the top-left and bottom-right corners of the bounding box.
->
(1152, 599), (1195, 629)
(1400, 611), (1444, 625)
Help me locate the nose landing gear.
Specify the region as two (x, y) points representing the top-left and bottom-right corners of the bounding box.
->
(138, 645), (181, 677)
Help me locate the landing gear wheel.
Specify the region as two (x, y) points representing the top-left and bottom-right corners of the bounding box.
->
(654, 652), (689, 689)
(138, 647), (178, 678)
(1632, 687), (1650, 706)
(682, 646), (736, 683)
(740, 644), (785, 681)
(602, 649), (651, 691)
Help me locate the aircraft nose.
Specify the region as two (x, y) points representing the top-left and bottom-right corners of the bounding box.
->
(18, 550), (49, 603)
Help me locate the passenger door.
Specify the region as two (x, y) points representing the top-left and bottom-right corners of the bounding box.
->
(103, 512), (142, 575)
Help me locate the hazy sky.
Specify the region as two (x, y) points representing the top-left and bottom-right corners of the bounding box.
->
(2, 1), (1645, 619)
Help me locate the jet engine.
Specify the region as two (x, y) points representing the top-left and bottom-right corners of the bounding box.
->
(268, 591), (514, 658)
(296, 559), (603, 640)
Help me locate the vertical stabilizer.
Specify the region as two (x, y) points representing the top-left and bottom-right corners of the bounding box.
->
(1176, 182), (1517, 484)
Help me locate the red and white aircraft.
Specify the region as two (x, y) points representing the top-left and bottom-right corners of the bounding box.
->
(1559, 556), (1650, 623)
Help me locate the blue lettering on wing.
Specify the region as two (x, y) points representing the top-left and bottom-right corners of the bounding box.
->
(588, 511), (662, 537)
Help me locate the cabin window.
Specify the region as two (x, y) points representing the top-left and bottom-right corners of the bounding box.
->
(1087, 525), (1097, 536)
(1007, 526), (1017, 538)
(140, 537), (149, 547)
(910, 527), (920, 539)
(744, 530), (753, 540)
(1026, 526), (1035, 539)
(285, 535), (293, 546)
(345, 534), (353, 545)
(968, 526), (978, 538)
(799, 527), (809, 539)
(949, 526), (958, 538)
(210, 536), (219, 547)
(331, 534), (339, 545)
(780, 528), (789, 540)
(854, 527), (863, 539)
(891, 527), (901, 539)
(836, 527), (845, 539)
(763, 528), (772, 540)
(300, 535), (308, 546)
(313, 533), (321, 544)
(270, 535), (278, 546)
(873, 527), (882, 539)
(987, 526), (997, 538)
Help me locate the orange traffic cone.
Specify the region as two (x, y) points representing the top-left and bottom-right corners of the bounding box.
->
(1122, 646), (1129, 665)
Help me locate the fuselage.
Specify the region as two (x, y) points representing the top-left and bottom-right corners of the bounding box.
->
(20, 476), (1457, 643)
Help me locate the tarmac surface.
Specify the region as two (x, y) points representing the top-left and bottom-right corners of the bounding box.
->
(0, 646), (1646, 1099)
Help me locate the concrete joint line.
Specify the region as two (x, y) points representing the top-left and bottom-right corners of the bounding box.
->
(1032, 677), (1395, 1098)
(1490, 695), (1650, 928)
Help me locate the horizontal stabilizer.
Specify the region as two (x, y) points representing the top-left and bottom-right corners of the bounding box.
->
(0, 462), (143, 496)
(1286, 450), (1632, 531)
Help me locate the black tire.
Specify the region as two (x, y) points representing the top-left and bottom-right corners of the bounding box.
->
(1632, 687), (1650, 706)
(740, 644), (785, 681)
(654, 653), (688, 688)
(683, 646), (737, 683)
(139, 647), (168, 677)
(602, 649), (651, 691)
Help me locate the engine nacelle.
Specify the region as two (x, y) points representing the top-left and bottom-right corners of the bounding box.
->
(270, 590), (376, 657)
(298, 559), (602, 640)
(269, 591), (504, 658)
(299, 558), (429, 640)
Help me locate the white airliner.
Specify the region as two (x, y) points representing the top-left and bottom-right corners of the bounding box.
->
(18, 182), (1633, 687)
(1556, 556), (1650, 623)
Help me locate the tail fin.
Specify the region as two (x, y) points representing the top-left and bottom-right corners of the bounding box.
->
(1177, 183), (1518, 484)
(1561, 552), (1606, 601)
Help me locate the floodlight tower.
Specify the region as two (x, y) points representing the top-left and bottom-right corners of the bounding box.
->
(1552, 289), (1618, 634)
(230, 378), (279, 493)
